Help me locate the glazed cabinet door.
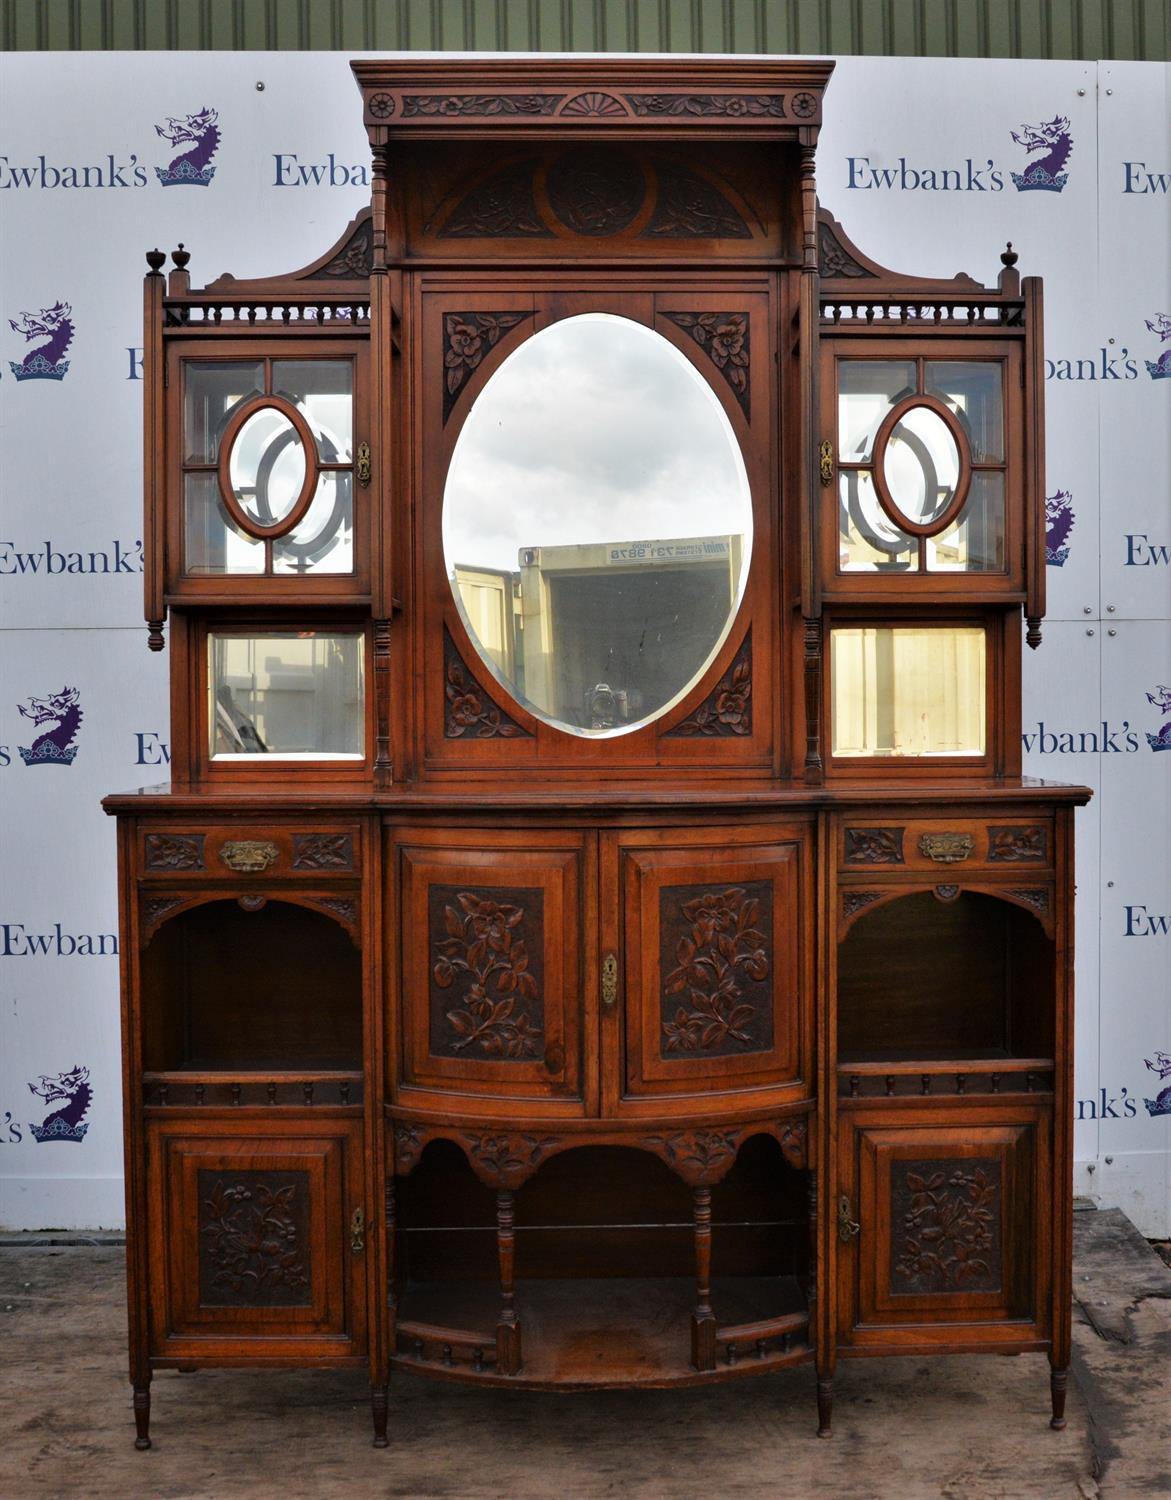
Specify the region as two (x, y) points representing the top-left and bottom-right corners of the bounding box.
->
(391, 827), (594, 1116)
(836, 1103), (1051, 1351)
(146, 1118), (367, 1363)
(606, 823), (814, 1115)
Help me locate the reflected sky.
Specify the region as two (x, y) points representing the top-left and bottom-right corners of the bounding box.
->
(443, 313), (753, 575)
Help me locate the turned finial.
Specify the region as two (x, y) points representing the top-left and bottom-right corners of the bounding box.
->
(1001, 241), (1019, 268)
(171, 243), (191, 271)
(145, 248), (166, 274)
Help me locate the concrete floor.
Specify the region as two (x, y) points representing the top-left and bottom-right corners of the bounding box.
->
(1, 1206), (1168, 1500)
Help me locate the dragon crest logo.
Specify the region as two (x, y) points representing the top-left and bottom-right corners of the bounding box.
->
(155, 107), (220, 187)
(1144, 1052), (1171, 1117)
(1145, 685), (1171, 752)
(1144, 313), (1171, 380)
(17, 685), (83, 766)
(28, 1065), (91, 1143)
(1011, 115), (1072, 192)
(1045, 489), (1075, 567)
(8, 301), (73, 381)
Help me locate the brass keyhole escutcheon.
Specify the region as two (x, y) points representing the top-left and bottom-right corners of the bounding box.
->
(601, 952), (619, 1010)
(837, 1195), (860, 1244)
(351, 1206), (365, 1253)
(356, 441), (372, 486)
(819, 439), (834, 487)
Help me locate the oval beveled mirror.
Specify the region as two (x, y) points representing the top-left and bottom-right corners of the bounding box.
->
(442, 313), (753, 738)
(228, 406), (307, 528)
(879, 404), (962, 530)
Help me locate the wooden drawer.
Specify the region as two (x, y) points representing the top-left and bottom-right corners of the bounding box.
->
(139, 824), (362, 880)
(839, 817), (1052, 874)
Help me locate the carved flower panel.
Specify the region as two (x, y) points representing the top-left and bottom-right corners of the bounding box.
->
(292, 833), (355, 871)
(428, 884), (546, 1062)
(889, 1157), (1003, 1295)
(659, 881), (773, 1058)
(144, 833), (205, 872)
(197, 1169), (312, 1308)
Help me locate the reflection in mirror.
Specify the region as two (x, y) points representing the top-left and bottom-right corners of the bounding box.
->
(925, 362), (1003, 463)
(881, 405), (961, 528)
(228, 407), (307, 527)
(208, 632), (365, 760)
(183, 362), (264, 463)
(838, 470), (915, 572)
(830, 625), (986, 757)
(442, 314), (753, 737)
(838, 361), (914, 463)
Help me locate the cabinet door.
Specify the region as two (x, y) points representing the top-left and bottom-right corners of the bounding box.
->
(147, 1119), (367, 1361)
(611, 825), (813, 1111)
(394, 829), (592, 1114)
(836, 1106), (1051, 1349)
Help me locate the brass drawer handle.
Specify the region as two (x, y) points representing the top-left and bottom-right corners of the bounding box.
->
(918, 832), (974, 865)
(601, 952), (619, 1010)
(351, 1206), (365, 1253)
(837, 1195), (860, 1244)
(220, 840), (280, 874)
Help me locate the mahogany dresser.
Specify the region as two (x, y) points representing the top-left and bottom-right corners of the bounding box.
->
(104, 56), (1090, 1450)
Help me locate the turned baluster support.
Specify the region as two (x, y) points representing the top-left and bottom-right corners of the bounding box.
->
(690, 1185), (717, 1372)
(495, 1188), (522, 1375)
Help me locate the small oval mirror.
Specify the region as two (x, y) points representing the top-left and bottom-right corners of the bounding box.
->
(228, 407), (307, 527)
(881, 405), (961, 528)
(443, 313), (753, 739)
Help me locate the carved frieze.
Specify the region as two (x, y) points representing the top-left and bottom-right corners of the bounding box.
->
(198, 1170), (312, 1307)
(666, 632), (752, 737)
(429, 885), (546, 1061)
(442, 312), (532, 423)
(662, 312), (750, 418)
(443, 629), (531, 739)
(659, 882), (773, 1058)
(144, 833), (205, 872)
(890, 1159), (1002, 1295)
(404, 93), (564, 118)
(626, 93), (787, 118)
(844, 828), (904, 865)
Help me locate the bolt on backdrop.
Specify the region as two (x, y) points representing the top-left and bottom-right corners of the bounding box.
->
(0, 53), (1167, 1234)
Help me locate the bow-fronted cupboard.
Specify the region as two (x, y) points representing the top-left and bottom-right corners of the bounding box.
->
(105, 57), (1088, 1450)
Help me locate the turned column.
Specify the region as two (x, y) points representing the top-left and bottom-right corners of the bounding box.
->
(690, 1185), (717, 1372)
(495, 1189), (522, 1375)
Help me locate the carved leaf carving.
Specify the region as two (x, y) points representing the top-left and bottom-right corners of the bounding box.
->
(144, 833), (205, 871)
(659, 881), (772, 1058)
(662, 312), (750, 419)
(667, 632), (752, 737)
(844, 828), (905, 864)
(890, 1158), (1002, 1294)
(442, 312), (531, 423)
(644, 163), (751, 240)
(292, 833), (354, 871)
(198, 1170), (311, 1307)
(430, 885), (545, 1061)
(439, 161), (552, 239)
(443, 628), (531, 739)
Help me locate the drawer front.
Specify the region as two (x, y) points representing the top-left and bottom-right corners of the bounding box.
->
(614, 825), (813, 1106)
(395, 830), (590, 1109)
(147, 1119), (367, 1360)
(139, 824), (362, 880)
(839, 817), (1052, 874)
(837, 1104), (1050, 1348)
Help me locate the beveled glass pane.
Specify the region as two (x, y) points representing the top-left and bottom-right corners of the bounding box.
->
(831, 626), (986, 758)
(208, 633), (364, 760)
(228, 407), (306, 526)
(926, 362), (1004, 462)
(183, 473), (264, 575)
(838, 361), (915, 462)
(183, 361), (264, 463)
(927, 473), (1006, 572)
(443, 313), (753, 738)
(272, 360), (353, 461)
(838, 470), (915, 572)
(881, 405), (960, 527)
(273, 473), (354, 574)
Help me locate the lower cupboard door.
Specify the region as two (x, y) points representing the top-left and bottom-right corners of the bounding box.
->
(147, 1121), (367, 1361)
(837, 1109), (1051, 1349)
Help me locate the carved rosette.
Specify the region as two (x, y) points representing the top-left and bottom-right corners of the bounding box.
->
(662, 312), (750, 418)
(429, 885), (546, 1061)
(561, 91), (625, 117)
(844, 828), (904, 865)
(198, 1170), (312, 1307)
(292, 833), (354, 871)
(144, 833), (205, 872)
(658, 881), (773, 1058)
(442, 311), (532, 422)
(667, 633), (752, 737)
(890, 1159), (1002, 1294)
(443, 629), (531, 739)
(988, 826), (1049, 862)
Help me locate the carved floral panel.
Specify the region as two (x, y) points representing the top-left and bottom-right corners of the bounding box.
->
(144, 833), (205, 872)
(429, 884), (546, 1062)
(889, 1157), (1003, 1295)
(197, 1169), (312, 1307)
(659, 881), (773, 1058)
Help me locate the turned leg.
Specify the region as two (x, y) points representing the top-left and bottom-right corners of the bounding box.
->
(690, 1185), (717, 1372)
(495, 1189), (521, 1375)
(817, 1375), (833, 1438)
(133, 1381), (151, 1450)
(371, 1384), (389, 1448)
(1050, 1365), (1068, 1430)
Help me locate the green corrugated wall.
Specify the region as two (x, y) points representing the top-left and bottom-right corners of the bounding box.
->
(2, 0), (1168, 58)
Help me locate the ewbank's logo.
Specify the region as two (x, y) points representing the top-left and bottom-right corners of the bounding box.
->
(1145, 685), (1171, 752)
(1045, 489), (1075, 566)
(8, 301), (73, 381)
(1144, 1052), (1171, 1117)
(17, 686), (82, 766)
(1011, 115), (1073, 192)
(155, 107), (220, 187)
(28, 1065), (91, 1143)
(1144, 314), (1171, 379)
